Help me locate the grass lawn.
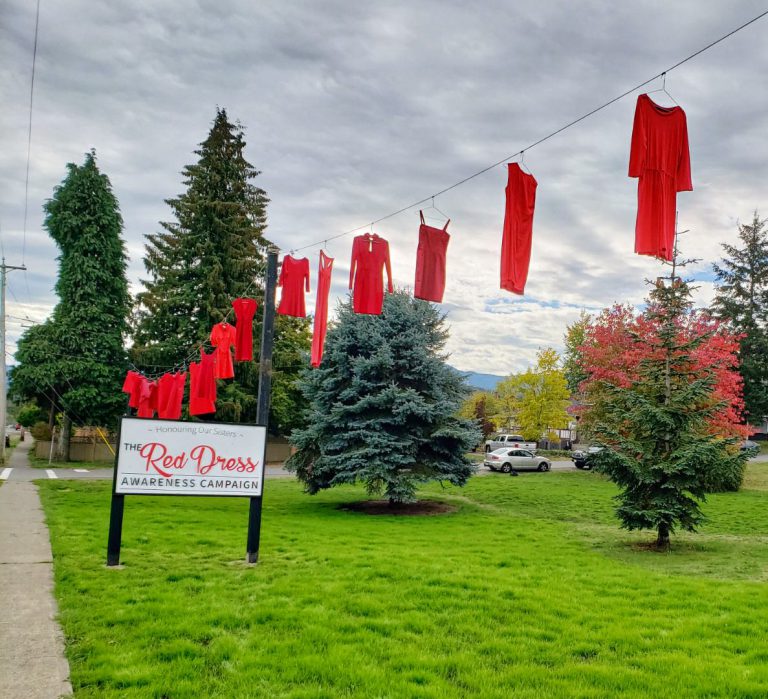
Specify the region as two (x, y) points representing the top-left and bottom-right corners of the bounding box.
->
(29, 452), (114, 470)
(38, 466), (768, 698)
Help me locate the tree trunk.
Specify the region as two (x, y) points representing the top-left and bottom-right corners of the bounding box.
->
(656, 523), (670, 549)
(48, 402), (55, 430)
(60, 413), (72, 463)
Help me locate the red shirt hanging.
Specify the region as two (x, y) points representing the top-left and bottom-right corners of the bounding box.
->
(210, 321), (236, 379)
(277, 255), (310, 317)
(349, 233), (393, 315)
(122, 370), (143, 409)
(232, 298), (258, 361)
(500, 163), (537, 295)
(629, 94), (692, 261)
(414, 211), (450, 303)
(311, 251), (334, 367)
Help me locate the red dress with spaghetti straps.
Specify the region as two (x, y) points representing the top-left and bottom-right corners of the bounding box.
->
(414, 211), (450, 303)
(311, 251), (334, 367)
(500, 163), (537, 295)
(349, 233), (393, 315)
(277, 255), (310, 317)
(232, 298), (258, 361)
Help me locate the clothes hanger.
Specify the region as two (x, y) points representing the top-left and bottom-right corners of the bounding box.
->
(646, 72), (678, 106)
(517, 150), (533, 175)
(421, 196), (450, 225)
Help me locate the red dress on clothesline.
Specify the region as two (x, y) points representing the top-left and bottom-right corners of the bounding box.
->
(311, 251), (334, 367)
(277, 255), (310, 317)
(349, 233), (393, 315)
(500, 163), (537, 295)
(414, 211), (450, 303)
(232, 298), (258, 361)
(629, 93), (692, 261)
(210, 321), (236, 379)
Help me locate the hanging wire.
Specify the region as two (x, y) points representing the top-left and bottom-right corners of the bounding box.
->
(289, 8), (768, 254)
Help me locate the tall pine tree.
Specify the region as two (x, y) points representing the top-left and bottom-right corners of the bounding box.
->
(133, 108), (310, 427)
(711, 211), (768, 424)
(287, 291), (480, 504)
(11, 151), (131, 456)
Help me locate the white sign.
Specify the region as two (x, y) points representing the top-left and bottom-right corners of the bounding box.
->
(115, 417), (267, 497)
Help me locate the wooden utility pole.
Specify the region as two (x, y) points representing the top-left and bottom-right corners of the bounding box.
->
(0, 259), (27, 465)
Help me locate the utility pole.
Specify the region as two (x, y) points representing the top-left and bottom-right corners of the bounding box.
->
(0, 258), (27, 465)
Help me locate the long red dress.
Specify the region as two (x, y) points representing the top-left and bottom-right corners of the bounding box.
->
(189, 362), (216, 416)
(629, 93), (692, 261)
(414, 211), (450, 303)
(210, 322), (236, 379)
(311, 251), (334, 367)
(157, 371), (186, 420)
(349, 233), (393, 314)
(277, 255), (310, 317)
(232, 298), (258, 361)
(500, 163), (537, 295)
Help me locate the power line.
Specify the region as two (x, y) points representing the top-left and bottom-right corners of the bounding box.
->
(290, 9), (768, 254)
(22, 0), (41, 268)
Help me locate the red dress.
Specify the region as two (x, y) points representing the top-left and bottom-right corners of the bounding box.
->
(629, 94), (692, 261)
(500, 163), (537, 295)
(210, 322), (236, 379)
(122, 370), (143, 409)
(277, 255), (310, 317)
(349, 233), (393, 314)
(136, 378), (158, 418)
(189, 362), (216, 416)
(232, 298), (258, 361)
(311, 251), (334, 367)
(414, 211), (450, 303)
(157, 371), (186, 420)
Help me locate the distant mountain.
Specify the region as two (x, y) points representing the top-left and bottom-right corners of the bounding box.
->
(459, 371), (506, 391)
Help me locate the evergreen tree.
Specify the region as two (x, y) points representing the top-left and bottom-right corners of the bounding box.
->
(711, 212), (768, 424)
(581, 258), (747, 548)
(287, 291), (480, 504)
(132, 109), (310, 428)
(11, 152), (131, 454)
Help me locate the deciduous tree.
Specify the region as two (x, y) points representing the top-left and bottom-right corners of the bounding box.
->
(287, 291), (480, 504)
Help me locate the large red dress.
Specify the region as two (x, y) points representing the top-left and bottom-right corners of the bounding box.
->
(349, 233), (393, 314)
(157, 371), (186, 420)
(311, 251), (334, 367)
(189, 361), (216, 416)
(629, 94), (692, 261)
(232, 298), (258, 361)
(500, 163), (537, 295)
(414, 211), (450, 303)
(277, 255), (310, 317)
(210, 321), (236, 379)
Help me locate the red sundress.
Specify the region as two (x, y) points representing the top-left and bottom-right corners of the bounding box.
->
(500, 163), (537, 295)
(232, 298), (258, 361)
(277, 255), (310, 317)
(629, 94), (692, 261)
(349, 233), (393, 315)
(414, 211), (450, 303)
(311, 251), (334, 367)
(189, 362), (216, 416)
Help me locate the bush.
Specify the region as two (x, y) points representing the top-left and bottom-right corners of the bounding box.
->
(17, 404), (46, 428)
(30, 422), (52, 441)
(701, 454), (747, 493)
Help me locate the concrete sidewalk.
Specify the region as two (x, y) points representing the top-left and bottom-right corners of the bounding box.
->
(0, 439), (72, 698)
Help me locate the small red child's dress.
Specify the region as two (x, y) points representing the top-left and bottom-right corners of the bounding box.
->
(349, 233), (393, 314)
(277, 255), (310, 317)
(629, 94), (692, 261)
(210, 321), (236, 379)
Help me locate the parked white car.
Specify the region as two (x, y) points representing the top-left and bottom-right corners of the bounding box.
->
(484, 448), (551, 473)
(484, 434), (538, 453)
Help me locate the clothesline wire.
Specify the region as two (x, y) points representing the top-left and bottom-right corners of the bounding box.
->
(289, 8), (768, 255)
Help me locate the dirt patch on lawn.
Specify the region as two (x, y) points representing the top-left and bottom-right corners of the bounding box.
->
(340, 500), (457, 516)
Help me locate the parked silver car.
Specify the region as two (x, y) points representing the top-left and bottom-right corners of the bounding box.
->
(484, 448), (551, 473)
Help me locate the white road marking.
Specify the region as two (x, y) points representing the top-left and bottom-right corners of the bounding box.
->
(73, 469), (89, 473)
(0, 468), (12, 480)
(46, 469), (58, 479)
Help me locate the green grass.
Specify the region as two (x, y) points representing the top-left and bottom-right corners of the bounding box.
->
(29, 452), (114, 469)
(38, 465), (768, 698)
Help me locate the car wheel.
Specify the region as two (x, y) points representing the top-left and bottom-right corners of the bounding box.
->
(538, 462), (550, 472)
(501, 464), (512, 474)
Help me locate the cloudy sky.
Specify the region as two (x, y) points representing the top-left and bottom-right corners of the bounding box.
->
(1, 1), (767, 375)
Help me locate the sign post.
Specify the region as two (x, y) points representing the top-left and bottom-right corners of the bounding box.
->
(247, 247), (278, 563)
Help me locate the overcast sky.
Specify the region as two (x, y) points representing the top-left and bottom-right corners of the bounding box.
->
(1, 1), (767, 375)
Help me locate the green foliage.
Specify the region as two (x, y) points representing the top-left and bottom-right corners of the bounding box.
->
(457, 391), (496, 440)
(287, 291), (480, 503)
(132, 109), (308, 430)
(30, 421), (52, 441)
(585, 272), (748, 547)
(711, 211), (768, 424)
(11, 152), (130, 428)
(563, 310), (591, 394)
(493, 348), (571, 440)
(16, 404), (46, 428)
